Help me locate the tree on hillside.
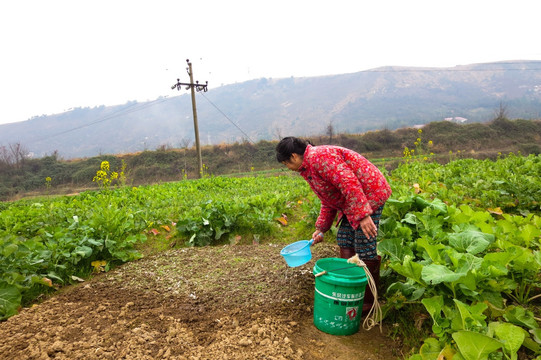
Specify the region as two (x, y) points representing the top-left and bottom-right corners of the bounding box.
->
(180, 138), (192, 149)
(0, 142), (29, 169)
(0, 145), (14, 169)
(494, 101), (508, 121)
(326, 121), (334, 143)
(13, 143), (29, 169)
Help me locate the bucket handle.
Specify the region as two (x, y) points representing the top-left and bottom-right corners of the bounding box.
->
(313, 264), (359, 278)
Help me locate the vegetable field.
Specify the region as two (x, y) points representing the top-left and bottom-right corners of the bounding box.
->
(382, 154), (541, 359)
(1, 154), (540, 359)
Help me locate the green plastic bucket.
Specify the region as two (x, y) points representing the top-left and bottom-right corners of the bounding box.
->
(312, 258), (367, 335)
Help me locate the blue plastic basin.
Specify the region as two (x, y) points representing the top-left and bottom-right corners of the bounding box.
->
(280, 240), (314, 267)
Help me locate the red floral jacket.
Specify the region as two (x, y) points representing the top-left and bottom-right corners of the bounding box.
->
(299, 144), (392, 232)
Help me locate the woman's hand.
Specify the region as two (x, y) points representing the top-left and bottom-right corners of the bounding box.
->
(311, 230), (324, 245)
(360, 216), (377, 239)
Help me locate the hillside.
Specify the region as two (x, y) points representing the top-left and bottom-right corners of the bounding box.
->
(1, 61), (541, 159)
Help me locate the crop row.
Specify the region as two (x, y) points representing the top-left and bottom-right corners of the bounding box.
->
(384, 154), (541, 359)
(0, 175), (313, 319)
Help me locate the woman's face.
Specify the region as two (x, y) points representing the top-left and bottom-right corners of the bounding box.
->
(283, 153), (303, 172)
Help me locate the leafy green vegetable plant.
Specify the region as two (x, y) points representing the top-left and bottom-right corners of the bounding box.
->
(380, 189), (540, 359)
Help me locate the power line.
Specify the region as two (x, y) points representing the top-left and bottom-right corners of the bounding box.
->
(200, 92), (255, 144)
(198, 91), (274, 169)
(30, 97), (173, 144)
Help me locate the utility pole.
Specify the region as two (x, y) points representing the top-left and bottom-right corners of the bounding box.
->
(171, 59), (208, 178)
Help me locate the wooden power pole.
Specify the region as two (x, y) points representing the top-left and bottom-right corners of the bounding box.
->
(171, 59), (208, 178)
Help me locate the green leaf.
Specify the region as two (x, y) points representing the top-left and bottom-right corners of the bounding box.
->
(451, 205), (483, 225)
(402, 213), (419, 225)
(428, 198), (448, 215)
(0, 282), (21, 320)
(416, 236), (445, 264)
(489, 322), (526, 360)
(74, 245), (93, 258)
(480, 260), (508, 277)
(85, 238), (104, 247)
(413, 196), (432, 210)
(408, 355), (422, 360)
(379, 238), (413, 262)
(533, 250), (541, 270)
(448, 230), (494, 255)
(214, 226), (227, 240)
(105, 238), (117, 249)
(439, 345), (458, 360)
(422, 295), (443, 322)
(453, 299), (487, 330)
(504, 306), (539, 330)
(476, 291), (504, 309)
(482, 251), (515, 266)
(455, 253), (484, 273)
(452, 330), (502, 360)
(419, 337), (441, 359)
(422, 264), (465, 285)
(390, 255), (424, 285)
(387, 282), (425, 300)
(521, 337), (541, 353)
(47, 272), (64, 283)
(508, 246), (539, 272)
(2, 243), (18, 257)
(496, 218), (517, 236)
(518, 224), (540, 247)
(530, 328), (541, 344)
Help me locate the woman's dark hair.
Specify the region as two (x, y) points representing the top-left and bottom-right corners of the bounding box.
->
(275, 137), (312, 162)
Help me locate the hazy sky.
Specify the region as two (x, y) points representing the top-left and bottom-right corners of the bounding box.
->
(1, 0), (540, 125)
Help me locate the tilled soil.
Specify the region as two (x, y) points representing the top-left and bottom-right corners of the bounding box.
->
(0, 243), (402, 359)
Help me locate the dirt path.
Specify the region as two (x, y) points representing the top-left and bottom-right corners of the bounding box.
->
(0, 243), (403, 359)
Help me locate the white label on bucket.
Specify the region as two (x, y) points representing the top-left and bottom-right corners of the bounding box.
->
(315, 289), (364, 302)
(331, 291), (364, 300)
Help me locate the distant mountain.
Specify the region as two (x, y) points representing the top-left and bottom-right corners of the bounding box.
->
(1, 60), (541, 159)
